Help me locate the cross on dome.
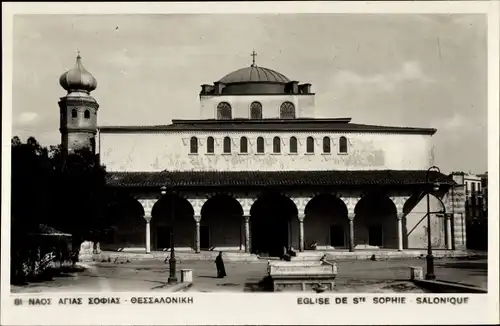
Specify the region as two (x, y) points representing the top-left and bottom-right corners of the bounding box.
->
(250, 50), (257, 67)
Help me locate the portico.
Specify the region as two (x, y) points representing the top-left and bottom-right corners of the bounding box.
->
(100, 169), (463, 257)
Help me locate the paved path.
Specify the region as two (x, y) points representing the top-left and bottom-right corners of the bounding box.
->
(11, 258), (487, 293)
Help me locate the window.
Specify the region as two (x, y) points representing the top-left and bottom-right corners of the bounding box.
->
(190, 137), (198, 154)
(339, 136), (348, 153)
(273, 137), (281, 153)
(257, 137), (265, 153)
(207, 137), (215, 154)
(471, 182), (476, 193)
(223, 136), (231, 153)
(280, 102), (296, 119)
(306, 136), (314, 153)
(478, 183), (481, 193)
(323, 136), (331, 153)
(250, 102), (262, 119)
(84, 110), (90, 119)
(289, 137), (298, 153)
(217, 102), (232, 120)
(71, 109), (77, 118)
(240, 137), (248, 153)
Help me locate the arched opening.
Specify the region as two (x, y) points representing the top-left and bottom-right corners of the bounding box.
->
(304, 194), (348, 249)
(200, 195), (243, 250)
(250, 193), (297, 257)
(250, 101), (262, 119)
(322, 137), (331, 154)
(223, 136), (231, 154)
(217, 102), (232, 120)
(289, 137), (298, 153)
(280, 102), (296, 119)
(190, 136), (198, 154)
(402, 192), (447, 249)
(84, 110), (90, 119)
(354, 193), (397, 249)
(71, 109), (77, 118)
(273, 136), (281, 153)
(240, 137), (248, 153)
(339, 136), (348, 154)
(207, 136), (215, 154)
(306, 136), (315, 153)
(101, 196), (145, 251)
(256, 137), (265, 153)
(151, 194), (194, 251)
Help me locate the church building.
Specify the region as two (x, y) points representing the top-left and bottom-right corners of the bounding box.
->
(58, 52), (467, 258)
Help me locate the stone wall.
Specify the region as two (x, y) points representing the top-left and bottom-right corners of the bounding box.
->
(99, 131), (434, 172)
(199, 94), (316, 119)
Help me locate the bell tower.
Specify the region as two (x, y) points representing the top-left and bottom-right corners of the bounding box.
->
(58, 53), (99, 158)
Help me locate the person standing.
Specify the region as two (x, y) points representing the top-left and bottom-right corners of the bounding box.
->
(215, 251), (226, 278)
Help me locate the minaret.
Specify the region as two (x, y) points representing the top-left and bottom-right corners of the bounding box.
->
(58, 53), (99, 158)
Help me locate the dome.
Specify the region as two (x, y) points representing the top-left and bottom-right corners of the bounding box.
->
(219, 66), (290, 84)
(59, 54), (97, 93)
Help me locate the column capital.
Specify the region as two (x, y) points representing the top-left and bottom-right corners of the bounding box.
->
(138, 198), (158, 219)
(340, 196), (361, 215)
(291, 196), (312, 214)
(187, 198), (207, 216)
(390, 195), (410, 214)
(243, 215), (251, 223)
(236, 198), (255, 216)
(347, 213), (355, 221)
(193, 215), (201, 223)
(297, 213), (305, 222)
(397, 213), (404, 220)
(144, 215), (152, 223)
(445, 213), (453, 220)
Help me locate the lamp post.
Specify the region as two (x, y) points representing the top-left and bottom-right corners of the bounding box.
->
(425, 166), (441, 280)
(161, 186), (177, 284)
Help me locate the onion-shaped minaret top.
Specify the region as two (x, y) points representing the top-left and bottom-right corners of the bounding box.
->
(59, 53), (97, 93)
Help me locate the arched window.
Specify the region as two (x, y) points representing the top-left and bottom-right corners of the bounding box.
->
(289, 137), (298, 153)
(240, 137), (248, 153)
(323, 136), (331, 153)
(71, 109), (77, 118)
(217, 102), (232, 120)
(84, 110), (90, 119)
(207, 136), (215, 154)
(250, 101), (263, 119)
(257, 137), (265, 153)
(339, 136), (348, 153)
(273, 137), (281, 153)
(223, 136), (231, 153)
(190, 136), (198, 154)
(306, 136), (315, 153)
(280, 101), (296, 119)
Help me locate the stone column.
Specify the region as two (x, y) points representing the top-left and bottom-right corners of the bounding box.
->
(244, 215), (251, 253)
(145, 216), (152, 254)
(138, 198), (158, 254)
(348, 213), (355, 252)
(298, 214), (305, 252)
(397, 213), (404, 251)
(446, 213), (453, 250)
(194, 215), (201, 253)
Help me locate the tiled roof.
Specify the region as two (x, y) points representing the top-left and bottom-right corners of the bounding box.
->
(106, 170), (454, 188)
(99, 118), (437, 135)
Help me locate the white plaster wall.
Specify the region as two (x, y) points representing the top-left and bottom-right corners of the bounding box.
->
(99, 131), (434, 172)
(200, 95), (315, 119)
(405, 196), (446, 249)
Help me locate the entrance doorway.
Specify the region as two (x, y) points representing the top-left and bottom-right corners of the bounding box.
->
(330, 225), (345, 247)
(200, 225), (210, 249)
(250, 193), (297, 257)
(156, 226), (171, 250)
(368, 225), (383, 246)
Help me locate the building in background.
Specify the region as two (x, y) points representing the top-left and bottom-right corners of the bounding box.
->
(451, 171), (488, 250)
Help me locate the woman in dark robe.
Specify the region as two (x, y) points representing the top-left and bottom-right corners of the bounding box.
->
(215, 251), (226, 278)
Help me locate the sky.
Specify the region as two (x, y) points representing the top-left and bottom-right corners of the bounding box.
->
(11, 14), (487, 174)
